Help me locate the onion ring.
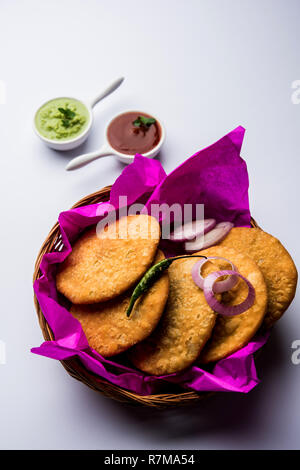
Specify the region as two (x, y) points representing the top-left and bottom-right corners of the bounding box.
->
(203, 270), (255, 316)
(191, 257), (239, 293)
(170, 218), (216, 242)
(185, 221), (233, 252)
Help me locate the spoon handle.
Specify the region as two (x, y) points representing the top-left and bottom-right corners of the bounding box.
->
(89, 77), (124, 108)
(65, 144), (112, 171)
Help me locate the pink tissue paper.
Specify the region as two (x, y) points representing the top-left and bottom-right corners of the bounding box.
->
(31, 126), (269, 396)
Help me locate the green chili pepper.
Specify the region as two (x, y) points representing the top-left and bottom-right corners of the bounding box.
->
(126, 255), (207, 317)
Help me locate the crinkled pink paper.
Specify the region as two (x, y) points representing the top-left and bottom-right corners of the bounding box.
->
(31, 126), (269, 395)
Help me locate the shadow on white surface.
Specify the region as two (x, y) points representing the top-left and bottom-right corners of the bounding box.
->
(63, 320), (290, 449)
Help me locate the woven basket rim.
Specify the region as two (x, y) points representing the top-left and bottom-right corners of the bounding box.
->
(33, 186), (259, 408)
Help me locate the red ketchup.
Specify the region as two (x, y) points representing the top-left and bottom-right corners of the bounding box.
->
(107, 112), (161, 155)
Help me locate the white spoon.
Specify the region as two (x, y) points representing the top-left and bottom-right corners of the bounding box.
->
(88, 76), (125, 108)
(34, 77), (124, 151)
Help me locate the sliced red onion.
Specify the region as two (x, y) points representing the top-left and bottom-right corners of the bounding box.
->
(203, 270), (255, 316)
(191, 257), (239, 293)
(170, 218), (216, 242)
(185, 221), (234, 252)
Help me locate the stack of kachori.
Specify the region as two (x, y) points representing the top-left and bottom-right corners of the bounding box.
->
(57, 215), (169, 356)
(56, 216), (297, 376)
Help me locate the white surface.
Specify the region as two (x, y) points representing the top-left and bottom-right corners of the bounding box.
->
(0, 0), (299, 450)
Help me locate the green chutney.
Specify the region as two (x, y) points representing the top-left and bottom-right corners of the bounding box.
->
(35, 97), (90, 141)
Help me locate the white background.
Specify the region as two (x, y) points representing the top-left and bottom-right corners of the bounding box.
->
(0, 0), (299, 450)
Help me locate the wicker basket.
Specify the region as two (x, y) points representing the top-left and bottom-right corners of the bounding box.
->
(33, 186), (259, 408)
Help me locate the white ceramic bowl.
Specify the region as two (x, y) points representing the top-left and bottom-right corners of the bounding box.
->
(33, 97), (93, 151)
(33, 77), (125, 151)
(65, 110), (165, 170)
